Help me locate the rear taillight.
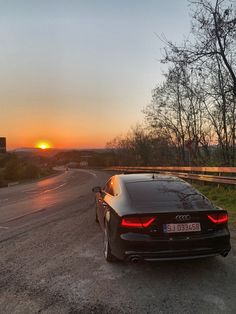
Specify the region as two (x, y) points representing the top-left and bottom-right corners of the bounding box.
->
(121, 216), (156, 228)
(208, 213), (228, 224)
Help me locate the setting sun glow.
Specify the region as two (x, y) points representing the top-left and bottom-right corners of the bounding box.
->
(35, 141), (51, 150)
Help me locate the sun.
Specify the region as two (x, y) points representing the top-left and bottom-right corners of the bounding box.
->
(35, 140), (52, 150)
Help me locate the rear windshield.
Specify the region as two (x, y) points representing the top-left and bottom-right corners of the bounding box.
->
(125, 180), (213, 211)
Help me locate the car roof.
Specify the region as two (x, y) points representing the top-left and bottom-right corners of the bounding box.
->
(107, 173), (212, 216)
(115, 173), (185, 184)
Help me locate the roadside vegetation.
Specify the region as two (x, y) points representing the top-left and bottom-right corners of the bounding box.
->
(0, 153), (54, 187)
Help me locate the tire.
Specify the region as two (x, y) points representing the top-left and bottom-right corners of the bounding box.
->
(104, 222), (116, 262)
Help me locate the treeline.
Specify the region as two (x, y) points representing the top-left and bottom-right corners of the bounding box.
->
(107, 0), (236, 166)
(0, 153), (53, 187)
(54, 150), (115, 168)
(106, 125), (176, 166)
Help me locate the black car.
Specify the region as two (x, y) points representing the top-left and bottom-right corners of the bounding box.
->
(92, 173), (231, 263)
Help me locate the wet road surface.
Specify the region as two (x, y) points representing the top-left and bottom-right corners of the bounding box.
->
(0, 169), (235, 313)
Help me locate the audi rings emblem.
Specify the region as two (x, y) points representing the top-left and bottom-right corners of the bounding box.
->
(175, 214), (191, 221)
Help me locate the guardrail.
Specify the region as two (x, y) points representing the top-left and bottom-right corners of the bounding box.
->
(105, 166), (236, 185)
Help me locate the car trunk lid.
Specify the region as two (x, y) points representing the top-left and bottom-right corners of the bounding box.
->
(120, 209), (228, 237)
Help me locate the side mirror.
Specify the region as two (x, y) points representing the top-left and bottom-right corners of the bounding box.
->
(92, 186), (102, 193)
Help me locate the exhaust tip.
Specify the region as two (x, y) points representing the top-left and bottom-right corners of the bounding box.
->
(128, 255), (142, 264)
(221, 251), (229, 257)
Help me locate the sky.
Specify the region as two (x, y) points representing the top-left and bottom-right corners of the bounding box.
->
(0, 0), (191, 149)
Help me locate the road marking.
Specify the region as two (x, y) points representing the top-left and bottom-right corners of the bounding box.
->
(88, 172), (97, 177)
(24, 182), (67, 195)
(42, 182), (67, 193)
(5, 202), (58, 223)
(0, 226), (9, 229)
(77, 169), (97, 177)
(6, 208), (46, 222)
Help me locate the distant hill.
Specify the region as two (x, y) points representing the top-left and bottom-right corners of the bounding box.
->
(13, 147), (108, 157)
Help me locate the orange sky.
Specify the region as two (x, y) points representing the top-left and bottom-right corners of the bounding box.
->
(0, 1), (190, 150)
(2, 103), (140, 149)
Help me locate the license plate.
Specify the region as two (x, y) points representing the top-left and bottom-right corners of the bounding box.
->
(163, 222), (201, 233)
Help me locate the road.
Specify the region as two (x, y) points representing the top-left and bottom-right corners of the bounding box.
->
(0, 169), (235, 314)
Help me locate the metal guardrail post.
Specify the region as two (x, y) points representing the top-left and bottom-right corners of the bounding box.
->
(218, 172), (221, 188)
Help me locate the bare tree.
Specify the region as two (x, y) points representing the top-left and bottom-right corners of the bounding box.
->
(159, 0), (236, 165)
(144, 63), (211, 165)
(108, 0), (236, 166)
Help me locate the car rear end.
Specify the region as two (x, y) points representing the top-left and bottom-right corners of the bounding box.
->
(114, 210), (231, 262)
(109, 177), (231, 262)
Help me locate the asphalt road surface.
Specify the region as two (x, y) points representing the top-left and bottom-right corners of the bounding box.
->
(0, 169), (235, 314)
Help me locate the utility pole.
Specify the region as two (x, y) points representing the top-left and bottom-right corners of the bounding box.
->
(0, 137), (6, 153)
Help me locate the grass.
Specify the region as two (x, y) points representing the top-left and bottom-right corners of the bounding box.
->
(193, 183), (236, 229)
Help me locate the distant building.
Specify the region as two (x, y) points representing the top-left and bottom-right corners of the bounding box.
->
(80, 161), (88, 167)
(0, 137), (6, 153)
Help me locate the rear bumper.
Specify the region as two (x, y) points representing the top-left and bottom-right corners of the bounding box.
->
(124, 249), (229, 261)
(111, 229), (231, 261)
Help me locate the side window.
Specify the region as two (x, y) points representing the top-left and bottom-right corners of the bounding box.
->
(112, 180), (120, 196)
(104, 179), (115, 196)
